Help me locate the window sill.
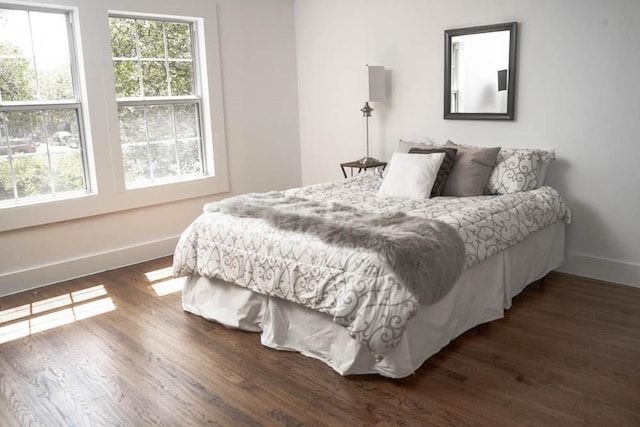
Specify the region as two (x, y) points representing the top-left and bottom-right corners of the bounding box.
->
(0, 174), (229, 232)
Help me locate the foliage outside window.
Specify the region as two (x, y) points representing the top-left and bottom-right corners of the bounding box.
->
(0, 7), (86, 204)
(110, 16), (204, 188)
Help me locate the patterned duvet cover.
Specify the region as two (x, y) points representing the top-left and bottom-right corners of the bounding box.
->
(173, 173), (570, 358)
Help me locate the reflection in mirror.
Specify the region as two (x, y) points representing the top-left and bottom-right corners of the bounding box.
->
(444, 22), (517, 120)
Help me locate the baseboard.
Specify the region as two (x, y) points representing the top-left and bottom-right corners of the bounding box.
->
(0, 236), (180, 297)
(4, 243), (638, 298)
(557, 252), (640, 289)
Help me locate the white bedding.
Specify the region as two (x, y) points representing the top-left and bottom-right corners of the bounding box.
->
(174, 173), (570, 369)
(182, 221), (565, 378)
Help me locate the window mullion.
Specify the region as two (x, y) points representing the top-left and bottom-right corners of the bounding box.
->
(170, 104), (180, 177)
(42, 111), (57, 195)
(67, 12), (81, 103)
(134, 21), (144, 98)
(117, 97), (198, 107)
(25, 11), (41, 101)
(0, 102), (81, 111)
(142, 105), (153, 181)
(1, 115), (19, 200)
(163, 22), (171, 96)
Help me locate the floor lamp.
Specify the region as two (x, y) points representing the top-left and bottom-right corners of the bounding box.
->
(359, 65), (386, 165)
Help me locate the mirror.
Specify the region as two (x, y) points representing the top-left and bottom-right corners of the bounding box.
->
(444, 22), (517, 120)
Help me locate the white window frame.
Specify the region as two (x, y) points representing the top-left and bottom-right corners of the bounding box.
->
(0, 5), (89, 204)
(0, 2), (228, 232)
(110, 14), (207, 189)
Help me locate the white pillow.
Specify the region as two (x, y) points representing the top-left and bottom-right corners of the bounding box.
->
(377, 152), (445, 199)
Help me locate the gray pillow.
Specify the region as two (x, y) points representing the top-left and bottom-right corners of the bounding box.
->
(408, 147), (458, 197)
(442, 141), (501, 197)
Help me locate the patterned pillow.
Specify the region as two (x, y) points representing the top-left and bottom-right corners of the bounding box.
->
(408, 147), (458, 197)
(486, 149), (555, 194)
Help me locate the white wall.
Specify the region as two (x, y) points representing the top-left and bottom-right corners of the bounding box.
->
(295, 0), (640, 286)
(0, 0), (301, 296)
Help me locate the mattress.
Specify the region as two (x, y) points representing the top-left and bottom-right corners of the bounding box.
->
(182, 221), (565, 378)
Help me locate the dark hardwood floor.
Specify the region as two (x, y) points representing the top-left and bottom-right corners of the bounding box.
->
(0, 257), (638, 426)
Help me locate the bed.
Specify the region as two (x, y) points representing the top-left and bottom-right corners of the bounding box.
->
(173, 144), (570, 378)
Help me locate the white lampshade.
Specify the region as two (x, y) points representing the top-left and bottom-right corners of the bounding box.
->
(367, 65), (386, 102)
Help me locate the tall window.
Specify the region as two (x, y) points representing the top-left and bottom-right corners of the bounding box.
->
(0, 6), (86, 204)
(109, 16), (204, 188)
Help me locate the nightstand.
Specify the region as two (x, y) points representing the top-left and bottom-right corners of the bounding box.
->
(340, 160), (387, 178)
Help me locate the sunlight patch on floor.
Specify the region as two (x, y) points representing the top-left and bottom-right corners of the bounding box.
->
(144, 266), (174, 282)
(145, 266), (185, 296)
(0, 285), (115, 344)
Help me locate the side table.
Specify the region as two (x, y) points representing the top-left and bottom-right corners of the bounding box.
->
(340, 160), (387, 178)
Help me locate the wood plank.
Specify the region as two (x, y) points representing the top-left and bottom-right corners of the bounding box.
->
(0, 257), (638, 425)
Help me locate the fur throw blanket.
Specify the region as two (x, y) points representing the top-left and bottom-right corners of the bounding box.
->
(205, 192), (466, 305)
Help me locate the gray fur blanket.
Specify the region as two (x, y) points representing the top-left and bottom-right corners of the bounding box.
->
(205, 192), (466, 305)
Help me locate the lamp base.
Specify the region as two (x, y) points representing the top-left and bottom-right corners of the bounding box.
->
(358, 156), (380, 165)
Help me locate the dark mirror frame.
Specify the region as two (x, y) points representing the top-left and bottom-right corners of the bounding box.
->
(444, 22), (518, 120)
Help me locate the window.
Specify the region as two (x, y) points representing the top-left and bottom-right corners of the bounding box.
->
(0, 3), (228, 232)
(109, 16), (204, 188)
(0, 6), (86, 204)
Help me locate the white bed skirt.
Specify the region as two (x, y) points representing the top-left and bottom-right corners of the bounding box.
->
(182, 222), (565, 378)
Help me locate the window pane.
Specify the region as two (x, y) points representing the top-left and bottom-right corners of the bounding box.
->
(44, 109), (80, 147)
(0, 108), (85, 203)
(52, 150), (85, 192)
(3, 110), (40, 187)
(122, 144), (150, 184)
(150, 141), (178, 179)
(5, 110), (43, 142)
(111, 17), (197, 100)
(178, 140), (201, 175)
(141, 61), (168, 97)
(13, 155), (52, 198)
(30, 12), (73, 101)
(169, 62), (193, 96)
(0, 155), (14, 201)
(174, 104), (198, 139)
(0, 8), (73, 103)
(0, 57), (37, 101)
(109, 18), (137, 58)
(137, 20), (165, 59)
(146, 105), (173, 142)
(118, 106), (146, 143)
(114, 60), (141, 98)
(0, 9), (36, 102)
(119, 103), (203, 186)
(166, 23), (191, 59)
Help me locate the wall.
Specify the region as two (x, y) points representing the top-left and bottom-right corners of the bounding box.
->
(0, 0), (301, 296)
(295, 0), (640, 286)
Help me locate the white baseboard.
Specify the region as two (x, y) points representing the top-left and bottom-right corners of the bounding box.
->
(3, 243), (638, 298)
(557, 252), (640, 289)
(0, 236), (180, 297)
